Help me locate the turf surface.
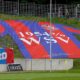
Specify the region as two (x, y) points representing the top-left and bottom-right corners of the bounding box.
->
(0, 72), (80, 80)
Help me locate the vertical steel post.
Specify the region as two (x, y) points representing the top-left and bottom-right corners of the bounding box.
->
(50, 0), (52, 72)
(18, 0), (19, 15)
(2, 0), (4, 13)
(75, 5), (78, 18)
(55, 0), (56, 16)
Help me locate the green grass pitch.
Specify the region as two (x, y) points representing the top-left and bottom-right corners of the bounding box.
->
(0, 72), (80, 80)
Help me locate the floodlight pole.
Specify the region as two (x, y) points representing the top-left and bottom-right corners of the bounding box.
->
(50, 0), (52, 72)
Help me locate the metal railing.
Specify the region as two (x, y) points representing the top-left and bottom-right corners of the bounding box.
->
(0, 0), (80, 18)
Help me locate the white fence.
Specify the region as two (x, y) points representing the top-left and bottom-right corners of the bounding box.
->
(0, 59), (73, 72)
(0, 0), (80, 18)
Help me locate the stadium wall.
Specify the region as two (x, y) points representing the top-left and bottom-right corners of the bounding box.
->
(0, 59), (73, 72)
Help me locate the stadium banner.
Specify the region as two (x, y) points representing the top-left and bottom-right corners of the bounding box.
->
(0, 48), (14, 64)
(0, 20), (80, 59)
(7, 64), (23, 71)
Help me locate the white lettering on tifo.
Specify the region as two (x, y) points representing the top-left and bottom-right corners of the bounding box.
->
(19, 32), (41, 45)
(19, 32), (25, 37)
(44, 37), (57, 44)
(0, 52), (7, 60)
(19, 31), (70, 45)
(20, 37), (40, 45)
(56, 36), (70, 43)
(55, 32), (70, 44)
